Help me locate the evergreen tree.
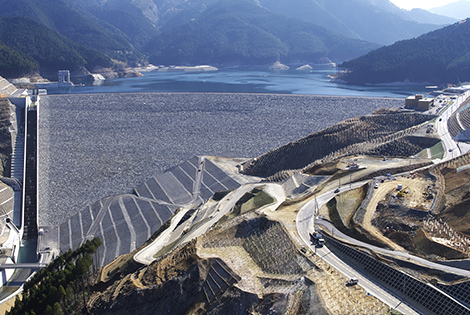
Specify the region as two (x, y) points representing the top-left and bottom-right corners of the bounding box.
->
(52, 302), (62, 315)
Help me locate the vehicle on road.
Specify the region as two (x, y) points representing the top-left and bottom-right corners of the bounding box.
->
(346, 278), (359, 286)
(374, 183), (379, 189)
(334, 188), (340, 193)
(311, 233), (325, 247)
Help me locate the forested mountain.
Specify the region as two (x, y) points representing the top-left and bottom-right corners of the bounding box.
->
(144, 0), (379, 65)
(404, 9), (457, 25)
(0, 42), (39, 78)
(76, 0), (451, 46)
(0, 17), (113, 76)
(430, 0), (470, 20)
(0, 0), (145, 65)
(0, 0), (458, 78)
(338, 19), (470, 85)
(258, 0), (445, 45)
(84, 3), (159, 50)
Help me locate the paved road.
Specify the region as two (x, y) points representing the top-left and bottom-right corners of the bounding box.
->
(315, 245), (420, 315)
(296, 182), (419, 315)
(0, 268), (33, 304)
(315, 219), (470, 277)
(435, 93), (470, 161)
(0, 263), (45, 269)
(134, 183), (267, 265)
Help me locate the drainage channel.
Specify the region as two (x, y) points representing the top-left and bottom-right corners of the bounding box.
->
(23, 107), (37, 239)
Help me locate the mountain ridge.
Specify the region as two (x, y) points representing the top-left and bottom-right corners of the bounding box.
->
(144, 0), (379, 66)
(0, 16), (113, 77)
(429, 0), (470, 20)
(0, 0), (459, 78)
(337, 19), (470, 85)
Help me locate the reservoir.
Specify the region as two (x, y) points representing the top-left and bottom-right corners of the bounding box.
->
(45, 69), (429, 97)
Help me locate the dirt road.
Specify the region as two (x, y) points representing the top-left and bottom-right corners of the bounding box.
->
(362, 176), (431, 251)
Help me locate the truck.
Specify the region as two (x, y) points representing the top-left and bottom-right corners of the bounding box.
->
(311, 233), (325, 247)
(346, 278), (359, 286)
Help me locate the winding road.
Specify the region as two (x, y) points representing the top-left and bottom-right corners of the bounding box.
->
(296, 183), (420, 314)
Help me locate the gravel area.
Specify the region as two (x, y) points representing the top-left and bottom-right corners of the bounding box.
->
(37, 92), (402, 226)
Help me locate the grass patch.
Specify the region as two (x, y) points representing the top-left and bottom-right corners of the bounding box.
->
(232, 188), (275, 216)
(153, 238), (180, 259)
(100, 251), (141, 283)
(415, 148), (430, 159)
(218, 188), (275, 226)
(429, 141), (444, 159)
(240, 189), (275, 214)
(327, 198), (348, 231)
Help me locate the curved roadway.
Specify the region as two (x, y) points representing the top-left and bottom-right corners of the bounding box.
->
(296, 182), (420, 315)
(435, 92), (470, 161)
(134, 183), (285, 265)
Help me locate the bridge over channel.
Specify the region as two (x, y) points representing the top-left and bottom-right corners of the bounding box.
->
(0, 263), (46, 269)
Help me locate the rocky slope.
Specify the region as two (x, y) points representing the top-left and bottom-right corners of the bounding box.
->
(0, 98), (11, 176)
(242, 110), (436, 178)
(88, 215), (330, 315)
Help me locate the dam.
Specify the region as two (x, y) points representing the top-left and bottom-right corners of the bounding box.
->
(35, 93), (403, 266)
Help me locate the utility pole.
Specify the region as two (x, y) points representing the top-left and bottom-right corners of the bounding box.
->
(314, 192), (318, 216)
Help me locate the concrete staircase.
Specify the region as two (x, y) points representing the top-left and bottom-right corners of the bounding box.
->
(10, 127), (24, 185)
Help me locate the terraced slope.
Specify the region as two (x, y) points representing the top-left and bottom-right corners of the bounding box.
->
(57, 157), (245, 267)
(243, 111), (436, 177)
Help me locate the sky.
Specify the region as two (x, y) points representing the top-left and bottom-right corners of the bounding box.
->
(390, 0), (469, 10)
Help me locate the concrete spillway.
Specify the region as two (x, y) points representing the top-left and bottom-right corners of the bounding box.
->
(23, 108), (37, 239)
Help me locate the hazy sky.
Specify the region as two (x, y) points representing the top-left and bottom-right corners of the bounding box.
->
(390, 0), (469, 10)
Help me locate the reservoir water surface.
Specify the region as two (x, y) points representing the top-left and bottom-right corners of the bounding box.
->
(46, 69), (429, 97)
